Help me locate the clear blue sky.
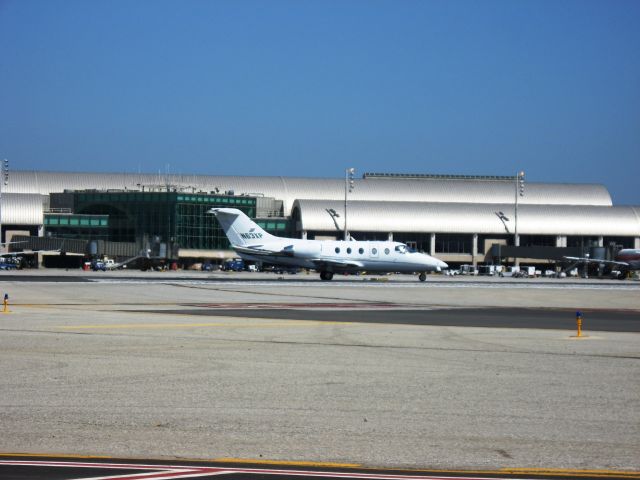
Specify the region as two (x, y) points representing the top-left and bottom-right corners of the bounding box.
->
(1, 0), (639, 204)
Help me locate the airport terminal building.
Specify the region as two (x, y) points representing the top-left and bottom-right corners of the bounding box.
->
(2, 170), (639, 268)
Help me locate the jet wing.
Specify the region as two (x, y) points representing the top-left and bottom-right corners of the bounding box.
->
(233, 245), (365, 269)
(0, 248), (61, 257)
(563, 256), (629, 266)
(310, 258), (365, 269)
(233, 245), (294, 258)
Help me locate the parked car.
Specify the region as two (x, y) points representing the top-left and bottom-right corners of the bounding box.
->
(222, 258), (245, 272)
(91, 260), (107, 271)
(0, 260), (19, 270)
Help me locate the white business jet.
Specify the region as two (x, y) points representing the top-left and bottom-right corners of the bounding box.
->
(209, 208), (448, 281)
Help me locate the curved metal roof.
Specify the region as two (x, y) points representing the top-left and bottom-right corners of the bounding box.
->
(7, 170), (613, 216)
(1, 193), (44, 225)
(294, 200), (640, 237)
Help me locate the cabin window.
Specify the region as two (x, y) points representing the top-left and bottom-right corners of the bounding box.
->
(347, 248), (352, 254)
(335, 247), (340, 254)
(372, 248), (377, 255)
(358, 248), (364, 254)
(384, 248), (390, 255)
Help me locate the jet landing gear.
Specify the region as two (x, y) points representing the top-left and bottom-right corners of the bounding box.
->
(320, 271), (334, 281)
(418, 272), (427, 282)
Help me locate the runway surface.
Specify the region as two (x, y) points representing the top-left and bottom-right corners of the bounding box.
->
(0, 275), (638, 472)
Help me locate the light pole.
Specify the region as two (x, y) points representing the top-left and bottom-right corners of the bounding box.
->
(344, 167), (355, 241)
(514, 170), (525, 265)
(0, 159), (8, 248)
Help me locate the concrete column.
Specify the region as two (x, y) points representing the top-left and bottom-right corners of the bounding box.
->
(430, 233), (436, 256)
(301, 230), (307, 240)
(634, 237), (640, 249)
(472, 234), (478, 267)
(388, 232), (393, 241)
(513, 234), (521, 266)
(598, 236), (604, 247)
(556, 235), (567, 247)
(38, 225), (45, 237)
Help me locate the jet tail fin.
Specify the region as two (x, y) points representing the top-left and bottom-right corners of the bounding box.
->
(209, 208), (276, 247)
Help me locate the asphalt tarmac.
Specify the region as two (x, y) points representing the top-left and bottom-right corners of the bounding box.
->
(0, 271), (638, 473)
(137, 307), (640, 332)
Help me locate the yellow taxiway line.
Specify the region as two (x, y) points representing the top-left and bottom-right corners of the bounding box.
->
(56, 319), (352, 330)
(213, 457), (360, 468)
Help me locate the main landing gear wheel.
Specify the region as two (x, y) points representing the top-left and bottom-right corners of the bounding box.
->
(418, 272), (427, 282)
(320, 271), (334, 281)
(616, 269), (629, 280)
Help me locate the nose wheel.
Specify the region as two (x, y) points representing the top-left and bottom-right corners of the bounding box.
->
(320, 271), (334, 281)
(418, 272), (427, 282)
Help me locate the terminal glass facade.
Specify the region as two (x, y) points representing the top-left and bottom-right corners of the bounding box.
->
(255, 220), (288, 237)
(567, 236), (600, 250)
(603, 236), (635, 249)
(476, 234), (511, 254)
(44, 214), (110, 240)
(69, 191), (260, 250)
(519, 235), (556, 247)
(435, 233), (473, 254)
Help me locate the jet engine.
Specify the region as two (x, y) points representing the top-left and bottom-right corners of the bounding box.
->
(283, 243), (321, 257)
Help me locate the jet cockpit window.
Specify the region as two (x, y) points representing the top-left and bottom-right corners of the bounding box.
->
(395, 244), (408, 254)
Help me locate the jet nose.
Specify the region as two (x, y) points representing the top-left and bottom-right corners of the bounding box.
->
(434, 260), (448, 272)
